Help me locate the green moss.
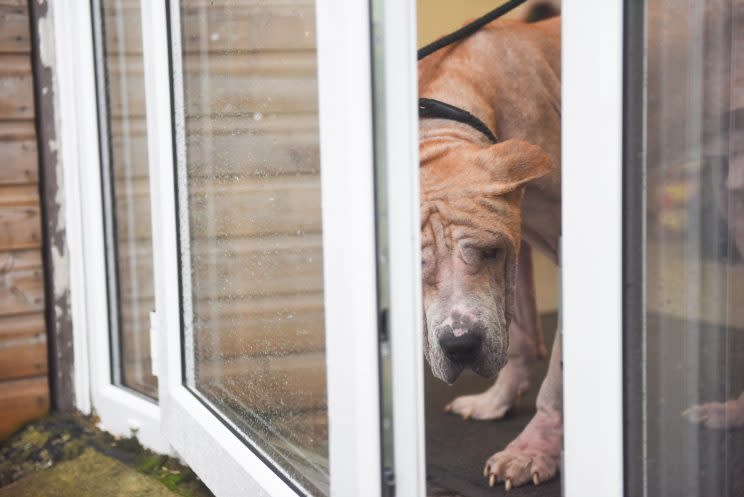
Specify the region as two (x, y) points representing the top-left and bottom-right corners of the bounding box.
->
(0, 449), (177, 497)
(0, 415), (213, 497)
(159, 470), (185, 490)
(136, 454), (165, 474)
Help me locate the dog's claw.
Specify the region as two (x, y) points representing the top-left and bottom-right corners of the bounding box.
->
(488, 474), (496, 487)
(533, 472), (540, 485)
(505, 478), (512, 491)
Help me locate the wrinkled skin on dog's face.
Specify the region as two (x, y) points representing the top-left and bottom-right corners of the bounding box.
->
(420, 137), (552, 384)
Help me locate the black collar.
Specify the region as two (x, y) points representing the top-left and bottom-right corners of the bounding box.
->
(419, 98), (498, 144)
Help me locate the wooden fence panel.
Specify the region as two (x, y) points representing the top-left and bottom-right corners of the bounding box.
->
(0, 55), (34, 119)
(0, 2), (30, 54)
(0, 0), (48, 435)
(0, 377), (49, 439)
(0, 249), (45, 317)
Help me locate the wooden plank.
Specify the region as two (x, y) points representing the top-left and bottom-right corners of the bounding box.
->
(0, 249), (44, 316)
(0, 376), (49, 440)
(198, 350), (326, 413)
(0, 137), (38, 185)
(0, 205), (41, 250)
(181, 3), (316, 53)
(118, 233), (323, 299)
(271, 409), (328, 450)
(195, 306), (325, 359)
(121, 291), (325, 360)
(104, 2), (316, 54)
(0, 55), (34, 118)
(0, 119), (34, 140)
(115, 175), (321, 240)
(107, 113), (320, 179)
(121, 363), (157, 399)
(106, 52), (317, 119)
(0, 333), (47, 380)
(180, 52), (317, 116)
(0, 184), (39, 207)
(188, 175), (322, 237)
(185, 114), (320, 177)
(104, 54), (147, 119)
(0, 3), (30, 54)
(0, 312), (45, 340)
(192, 291), (324, 359)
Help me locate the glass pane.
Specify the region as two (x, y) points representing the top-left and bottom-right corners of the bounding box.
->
(96, 0), (158, 399)
(174, 1), (327, 494)
(625, 2), (744, 496)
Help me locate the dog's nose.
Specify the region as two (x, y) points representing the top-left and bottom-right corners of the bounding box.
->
(439, 332), (482, 363)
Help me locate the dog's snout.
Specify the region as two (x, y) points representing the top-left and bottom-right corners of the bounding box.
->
(438, 332), (482, 363)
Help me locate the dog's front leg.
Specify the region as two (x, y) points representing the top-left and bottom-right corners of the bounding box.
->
(683, 392), (744, 429)
(484, 328), (563, 489)
(445, 243), (546, 420)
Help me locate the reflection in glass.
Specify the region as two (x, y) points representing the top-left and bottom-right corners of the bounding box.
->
(625, 2), (744, 496)
(96, 0), (157, 398)
(174, 1), (328, 494)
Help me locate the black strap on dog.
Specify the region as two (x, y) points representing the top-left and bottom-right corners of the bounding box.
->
(417, 0), (527, 60)
(418, 0), (527, 143)
(419, 98), (498, 143)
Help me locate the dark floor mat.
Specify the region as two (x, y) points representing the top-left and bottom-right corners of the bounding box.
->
(425, 313), (561, 497)
(425, 311), (744, 497)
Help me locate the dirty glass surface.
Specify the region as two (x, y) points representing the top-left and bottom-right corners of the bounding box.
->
(624, 2), (744, 496)
(95, 0), (158, 399)
(174, 1), (328, 494)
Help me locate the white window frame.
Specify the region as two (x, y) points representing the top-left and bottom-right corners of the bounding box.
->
(144, 0), (383, 495)
(384, 0), (628, 495)
(52, 0), (169, 452)
(562, 0), (625, 495)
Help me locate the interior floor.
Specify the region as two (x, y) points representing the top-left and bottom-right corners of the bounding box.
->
(425, 311), (744, 497)
(426, 313), (561, 497)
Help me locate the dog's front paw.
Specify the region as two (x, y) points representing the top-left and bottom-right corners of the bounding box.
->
(683, 392), (744, 429)
(483, 409), (562, 490)
(444, 391), (512, 421)
(444, 359), (530, 420)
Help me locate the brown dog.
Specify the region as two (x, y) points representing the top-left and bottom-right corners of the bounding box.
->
(419, 17), (562, 489)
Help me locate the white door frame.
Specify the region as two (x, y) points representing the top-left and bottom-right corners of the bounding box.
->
(51, 0), (169, 452)
(387, 0), (628, 494)
(372, 0), (427, 496)
(145, 0), (383, 495)
(562, 0), (625, 495)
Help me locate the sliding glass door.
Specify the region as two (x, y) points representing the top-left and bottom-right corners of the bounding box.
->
(623, 2), (744, 496)
(175, 1), (329, 493)
(144, 0), (386, 495)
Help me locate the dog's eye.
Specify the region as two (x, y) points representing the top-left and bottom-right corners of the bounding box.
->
(460, 246), (482, 266)
(482, 247), (503, 260)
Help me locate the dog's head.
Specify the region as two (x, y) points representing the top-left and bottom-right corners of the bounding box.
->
(420, 138), (552, 384)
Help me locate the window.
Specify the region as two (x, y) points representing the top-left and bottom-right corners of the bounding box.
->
(95, 0), (158, 400)
(174, 1), (328, 493)
(624, 3), (744, 496)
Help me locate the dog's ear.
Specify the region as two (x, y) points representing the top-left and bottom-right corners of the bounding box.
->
(474, 139), (554, 195)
